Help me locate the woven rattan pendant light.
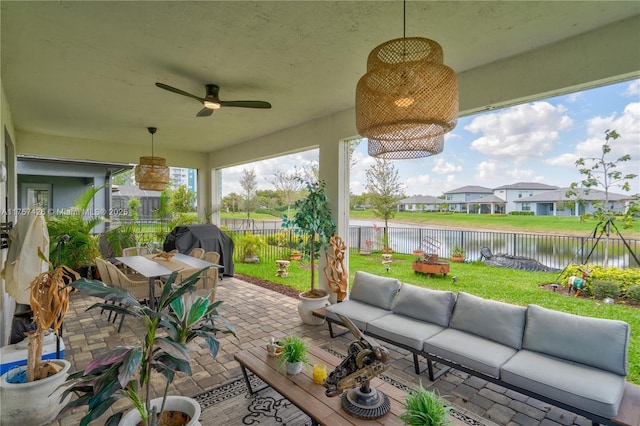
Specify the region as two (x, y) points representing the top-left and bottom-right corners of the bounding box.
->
(135, 127), (170, 191)
(356, 1), (458, 159)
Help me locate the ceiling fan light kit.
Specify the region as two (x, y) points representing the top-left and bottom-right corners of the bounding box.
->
(155, 82), (271, 117)
(355, 1), (458, 159)
(135, 127), (170, 191)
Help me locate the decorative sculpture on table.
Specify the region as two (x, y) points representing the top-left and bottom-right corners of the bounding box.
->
(323, 235), (348, 302)
(323, 314), (391, 419)
(153, 249), (177, 261)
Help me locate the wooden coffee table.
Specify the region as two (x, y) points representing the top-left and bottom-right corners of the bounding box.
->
(235, 345), (468, 426)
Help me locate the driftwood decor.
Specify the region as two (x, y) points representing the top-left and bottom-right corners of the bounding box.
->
(323, 235), (348, 302)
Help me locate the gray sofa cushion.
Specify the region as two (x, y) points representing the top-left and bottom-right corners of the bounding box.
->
(325, 300), (391, 331)
(393, 284), (456, 327)
(501, 349), (626, 418)
(423, 329), (517, 378)
(523, 304), (629, 375)
(349, 271), (401, 310)
(368, 314), (445, 350)
(449, 292), (526, 349)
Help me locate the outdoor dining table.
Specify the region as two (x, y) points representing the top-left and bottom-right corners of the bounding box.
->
(115, 252), (222, 308)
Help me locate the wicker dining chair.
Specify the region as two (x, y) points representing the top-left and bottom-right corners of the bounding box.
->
(203, 251), (220, 264)
(188, 247), (205, 259)
(122, 246), (150, 256)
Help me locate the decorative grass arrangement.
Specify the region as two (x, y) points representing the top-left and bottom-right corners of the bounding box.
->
(278, 335), (309, 365)
(399, 383), (450, 426)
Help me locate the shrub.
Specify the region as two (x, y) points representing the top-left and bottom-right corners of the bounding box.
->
(627, 286), (640, 303)
(591, 279), (621, 299)
(557, 264), (640, 295)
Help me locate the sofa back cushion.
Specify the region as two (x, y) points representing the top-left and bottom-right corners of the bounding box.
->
(450, 292), (527, 349)
(349, 271), (401, 310)
(393, 284), (456, 327)
(523, 304), (629, 375)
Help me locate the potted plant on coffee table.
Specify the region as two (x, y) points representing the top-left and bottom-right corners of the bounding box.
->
(278, 335), (309, 376)
(0, 248), (78, 426)
(282, 178), (336, 325)
(60, 268), (236, 426)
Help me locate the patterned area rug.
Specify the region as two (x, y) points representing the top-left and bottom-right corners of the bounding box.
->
(194, 347), (492, 426)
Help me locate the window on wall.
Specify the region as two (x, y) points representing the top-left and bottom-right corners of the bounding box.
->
(21, 183), (52, 211)
(522, 203), (531, 212)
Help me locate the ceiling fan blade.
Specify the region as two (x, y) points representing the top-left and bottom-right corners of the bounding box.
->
(155, 82), (205, 103)
(219, 100), (272, 109)
(196, 108), (214, 117)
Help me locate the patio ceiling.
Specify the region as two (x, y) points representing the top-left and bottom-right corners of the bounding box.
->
(2, 1), (639, 158)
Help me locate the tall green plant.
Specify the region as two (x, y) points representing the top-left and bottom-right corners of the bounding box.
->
(282, 178), (335, 295)
(46, 186), (105, 268)
(567, 129), (637, 268)
(61, 269), (236, 426)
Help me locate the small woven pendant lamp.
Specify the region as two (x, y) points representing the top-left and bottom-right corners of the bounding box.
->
(135, 127), (170, 191)
(356, 2), (458, 159)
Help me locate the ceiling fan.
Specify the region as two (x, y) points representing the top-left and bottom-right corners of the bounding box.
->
(155, 82), (272, 117)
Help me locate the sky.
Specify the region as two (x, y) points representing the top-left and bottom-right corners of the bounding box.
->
(221, 79), (640, 197)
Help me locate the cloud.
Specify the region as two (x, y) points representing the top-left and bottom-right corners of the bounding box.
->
(474, 160), (538, 184)
(466, 102), (573, 163)
(624, 80), (640, 97)
(546, 101), (640, 192)
(222, 149), (318, 195)
(432, 157), (462, 174)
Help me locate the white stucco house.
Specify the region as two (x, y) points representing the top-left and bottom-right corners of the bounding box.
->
(513, 188), (633, 216)
(493, 182), (560, 213)
(443, 186), (494, 212)
(397, 195), (443, 212)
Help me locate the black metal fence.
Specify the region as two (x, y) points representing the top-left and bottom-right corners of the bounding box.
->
(112, 219), (639, 269)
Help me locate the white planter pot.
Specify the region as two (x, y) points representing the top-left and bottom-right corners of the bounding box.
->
(286, 361), (303, 375)
(297, 291), (330, 325)
(119, 395), (202, 426)
(0, 359), (71, 426)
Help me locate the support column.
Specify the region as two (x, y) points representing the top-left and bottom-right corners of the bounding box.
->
(319, 138), (350, 303)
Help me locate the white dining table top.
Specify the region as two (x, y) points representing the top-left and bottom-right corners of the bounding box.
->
(115, 253), (220, 278)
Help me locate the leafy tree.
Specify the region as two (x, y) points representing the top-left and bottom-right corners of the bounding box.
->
(270, 167), (305, 217)
(154, 188), (173, 220)
(365, 158), (405, 250)
(127, 197), (141, 220)
(170, 184), (196, 213)
(567, 129), (638, 268)
(240, 167), (258, 220)
(112, 169), (135, 186)
(222, 192), (243, 213)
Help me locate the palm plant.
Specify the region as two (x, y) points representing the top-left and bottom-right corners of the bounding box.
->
(61, 268), (236, 426)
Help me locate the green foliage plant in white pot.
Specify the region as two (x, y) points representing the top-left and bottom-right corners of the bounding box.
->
(278, 335), (309, 376)
(60, 268), (236, 426)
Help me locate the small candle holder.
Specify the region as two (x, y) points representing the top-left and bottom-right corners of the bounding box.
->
(313, 363), (327, 384)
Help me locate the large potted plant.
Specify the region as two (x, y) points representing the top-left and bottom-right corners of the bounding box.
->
(60, 268), (236, 426)
(46, 186), (105, 275)
(0, 248), (78, 426)
(282, 178), (336, 325)
(240, 232), (267, 263)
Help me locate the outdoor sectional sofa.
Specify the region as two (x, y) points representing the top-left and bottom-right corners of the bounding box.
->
(324, 271), (631, 426)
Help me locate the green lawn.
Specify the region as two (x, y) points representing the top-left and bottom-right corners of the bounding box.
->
(350, 210), (640, 237)
(235, 250), (640, 384)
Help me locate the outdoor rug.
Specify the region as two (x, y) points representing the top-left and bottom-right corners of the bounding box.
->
(193, 347), (493, 426)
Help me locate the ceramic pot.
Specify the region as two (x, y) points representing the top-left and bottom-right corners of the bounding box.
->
(0, 359), (71, 426)
(119, 395), (202, 426)
(297, 290), (330, 325)
(286, 361), (303, 375)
